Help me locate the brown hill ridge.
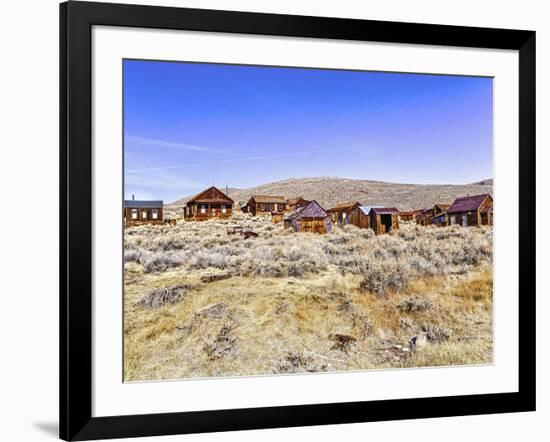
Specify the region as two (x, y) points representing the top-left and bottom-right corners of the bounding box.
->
(168, 177), (493, 212)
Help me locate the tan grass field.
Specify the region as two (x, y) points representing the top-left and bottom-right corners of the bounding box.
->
(124, 216), (493, 381)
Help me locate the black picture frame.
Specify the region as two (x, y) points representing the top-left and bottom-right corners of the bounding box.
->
(60, 1), (536, 440)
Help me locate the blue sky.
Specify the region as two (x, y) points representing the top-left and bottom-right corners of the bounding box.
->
(124, 60), (493, 202)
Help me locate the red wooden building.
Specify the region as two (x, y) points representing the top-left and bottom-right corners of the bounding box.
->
(184, 186), (234, 221)
(446, 194), (493, 227)
(123, 197), (163, 226)
(417, 204), (450, 226)
(327, 201), (361, 227)
(242, 195), (288, 216)
(369, 207), (400, 234)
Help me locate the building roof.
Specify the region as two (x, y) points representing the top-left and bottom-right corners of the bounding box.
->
(285, 200), (329, 221)
(369, 207), (400, 215)
(286, 197), (309, 205)
(327, 201), (361, 212)
(249, 195), (287, 204)
(447, 194), (491, 214)
(356, 206), (382, 216)
(187, 186), (234, 204)
(419, 204), (450, 215)
(124, 200), (163, 208)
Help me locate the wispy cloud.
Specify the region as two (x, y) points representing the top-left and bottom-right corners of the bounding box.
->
(125, 169), (202, 191)
(126, 145), (377, 174)
(125, 135), (231, 155)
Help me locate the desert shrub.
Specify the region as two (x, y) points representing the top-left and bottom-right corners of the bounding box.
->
(125, 215), (492, 283)
(136, 284), (192, 309)
(360, 259), (413, 295)
(142, 252), (184, 273)
(397, 296), (433, 312)
(151, 235), (187, 251)
(124, 248), (146, 263)
(420, 323), (451, 342)
(190, 247), (240, 271)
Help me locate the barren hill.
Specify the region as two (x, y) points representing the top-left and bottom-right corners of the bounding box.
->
(168, 177), (493, 211)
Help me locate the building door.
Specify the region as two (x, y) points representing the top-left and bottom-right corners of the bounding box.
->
(380, 214), (393, 232)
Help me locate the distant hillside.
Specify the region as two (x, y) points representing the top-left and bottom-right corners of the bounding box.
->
(471, 178), (493, 186)
(167, 177), (493, 212)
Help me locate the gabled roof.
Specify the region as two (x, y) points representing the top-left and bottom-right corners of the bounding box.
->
(285, 200), (329, 221)
(124, 200), (163, 208)
(370, 207), (400, 215)
(248, 195), (286, 204)
(286, 197), (309, 205)
(187, 186), (234, 204)
(327, 201), (361, 212)
(447, 194), (492, 214)
(420, 204), (450, 215)
(356, 206), (382, 216)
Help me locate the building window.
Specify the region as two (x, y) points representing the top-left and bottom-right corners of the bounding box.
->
(200, 205), (207, 214)
(131, 209), (137, 219)
(222, 205), (227, 214)
(152, 209), (158, 219)
(462, 215), (468, 227)
(142, 211), (147, 219)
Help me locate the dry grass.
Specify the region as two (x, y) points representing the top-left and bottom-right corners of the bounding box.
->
(124, 217), (493, 381)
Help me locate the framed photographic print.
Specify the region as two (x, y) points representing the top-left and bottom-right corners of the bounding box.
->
(60, 1), (536, 440)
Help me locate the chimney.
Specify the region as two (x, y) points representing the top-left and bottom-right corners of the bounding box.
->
(226, 185), (229, 196)
(132, 194), (135, 200)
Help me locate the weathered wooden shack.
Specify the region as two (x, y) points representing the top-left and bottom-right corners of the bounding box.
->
(286, 197), (310, 212)
(184, 186), (234, 221)
(369, 207), (400, 234)
(284, 200), (332, 234)
(349, 206), (380, 229)
(124, 197), (163, 226)
(327, 201), (361, 226)
(417, 204), (450, 226)
(446, 194), (493, 227)
(242, 195), (288, 216)
(399, 209), (423, 222)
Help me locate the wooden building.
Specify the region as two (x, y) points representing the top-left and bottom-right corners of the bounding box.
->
(242, 195), (288, 216)
(349, 206), (380, 229)
(446, 194), (493, 227)
(124, 197), (163, 226)
(184, 186), (234, 221)
(417, 204), (450, 226)
(399, 209), (423, 222)
(327, 201), (361, 227)
(284, 200), (332, 234)
(369, 207), (400, 234)
(286, 197), (310, 212)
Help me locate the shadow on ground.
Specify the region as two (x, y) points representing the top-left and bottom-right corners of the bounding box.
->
(33, 421), (58, 438)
